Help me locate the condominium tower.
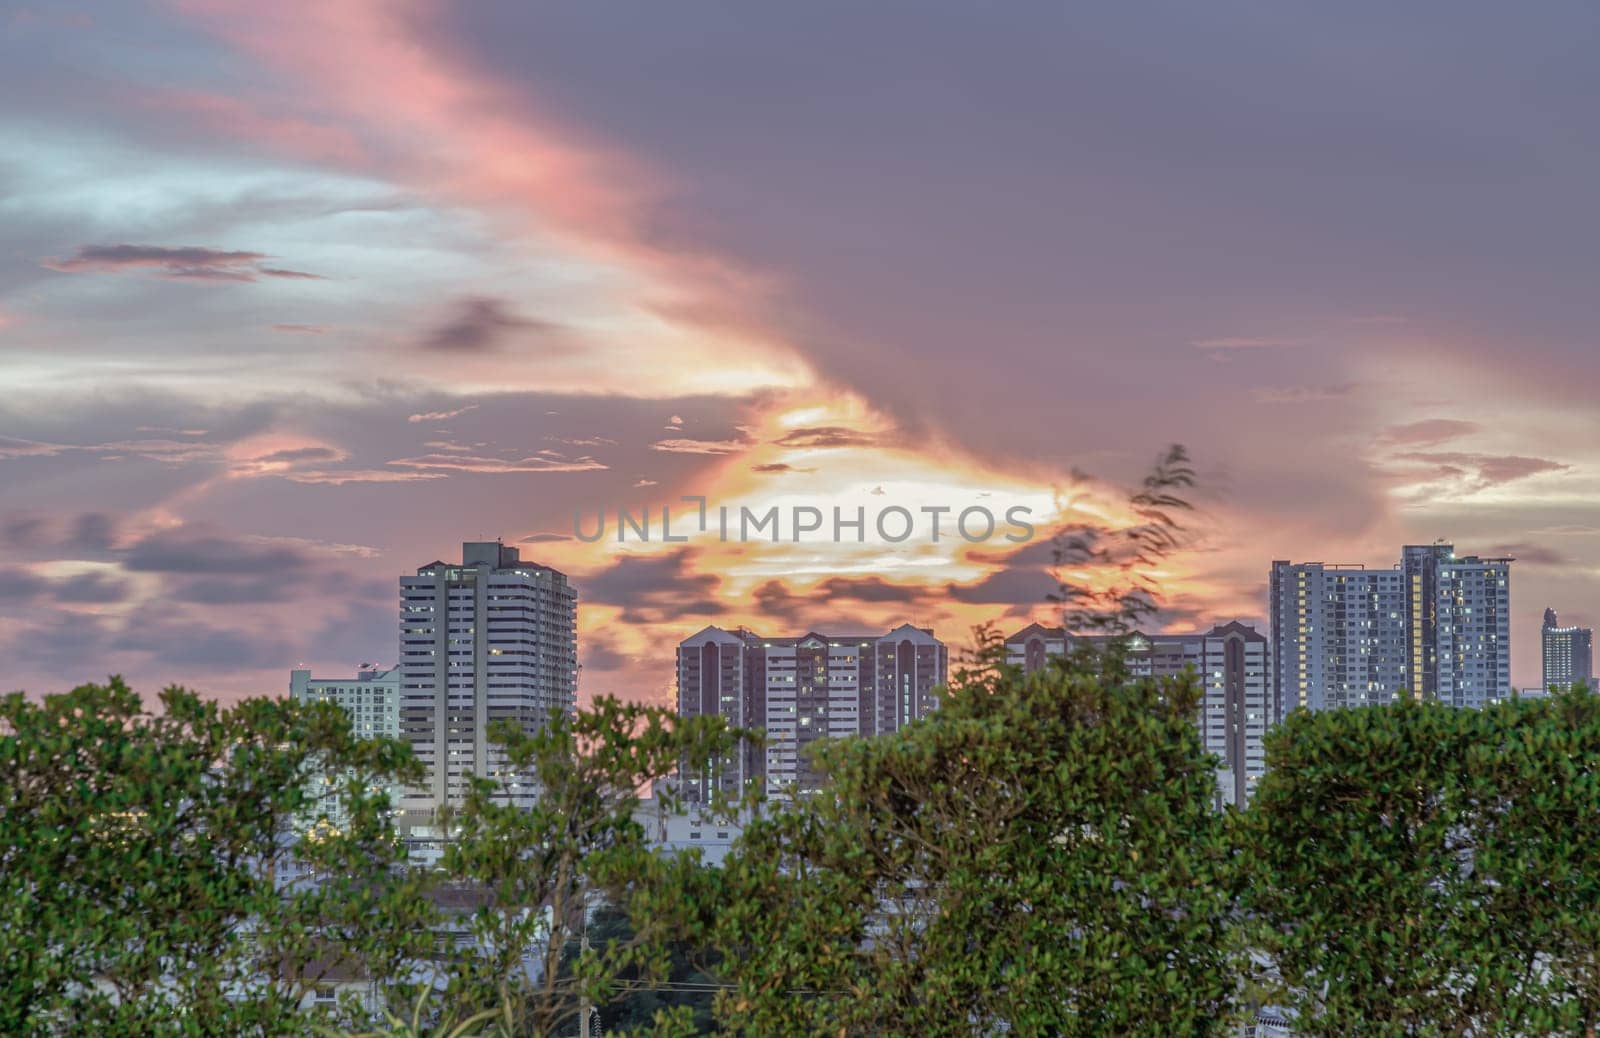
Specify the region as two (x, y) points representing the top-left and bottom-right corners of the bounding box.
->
(676, 623), (947, 801)
(289, 664), (401, 831)
(399, 542), (577, 821)
(1543, 608), (1595, 693)
(1004, 622), (1272, 806)
(1270, 544), (1511, 714)
(290, 664), (401, 740)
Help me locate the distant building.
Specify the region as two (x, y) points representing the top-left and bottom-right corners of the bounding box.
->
(399, 542), (577, 822)
(676, 623), (947, 801)
(1270, 544), (1511, 714)
(635, 797), (749, 867)
(289, 664), (400, 831)
(290, 664), (401, 739)
(1004, 622), (1271, 806)
(1542, 608), (1594, 693)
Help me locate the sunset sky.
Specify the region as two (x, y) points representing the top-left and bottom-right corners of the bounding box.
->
(4, 1), (1598, 704)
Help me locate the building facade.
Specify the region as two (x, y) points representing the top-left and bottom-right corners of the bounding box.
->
(399, 542), (577, 821)
(289, 664), (400, 830)
(290, 664), (402, 739)
(1267, 563), (1407, 716)
(676, 623), (947, 801)
(1270, 544), (1511, 713)
(1004, 622), (1271, 806)
(1543, 608), (1595, 693)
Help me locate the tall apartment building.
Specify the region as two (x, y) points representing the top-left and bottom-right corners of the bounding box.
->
(289, 664), (400, 830)
(399, 542), (577, 821)
(1267, 564), (1407, 716)
(676, 623), (947, 801)
(1004, 622), (1271, 806)
(290, 664), (401, 739)
(1543, 608), (1595, 692)
(1270, 544), (1511, 714)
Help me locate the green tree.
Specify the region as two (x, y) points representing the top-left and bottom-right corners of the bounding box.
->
(708, 629), (1242, 1037)
(421, 695), (746, 1037)
(0, 677), (430, 1036)
(1241, 693), (1600, 1037)
(561, 904), (719, 1035)
(1459, 688), (1600, 1037)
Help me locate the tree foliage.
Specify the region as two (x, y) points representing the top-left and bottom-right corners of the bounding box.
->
(422, 695), (745, 1038)
(1244, 688), (1600, 1038)
(0, 677), (427, 1036)
(706, 629), (1242, 1036)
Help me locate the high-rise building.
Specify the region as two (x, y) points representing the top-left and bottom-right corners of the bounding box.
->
(289, 664), (401, 830)
(1267, 563), (1407, 716)
(399, 542), (577, 821)
(1270, 544), (1511, 713)
(676, 626), (766, 805)
(1004, 622), (1271, 806)
(676, 623), (946, 801)
(1543, 608), (1595, 693)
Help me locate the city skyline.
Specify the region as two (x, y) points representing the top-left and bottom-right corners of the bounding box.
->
(5, 3), (1600, 704)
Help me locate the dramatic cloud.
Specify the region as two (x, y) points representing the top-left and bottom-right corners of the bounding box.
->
(7, 1), (1600, 699)
(421, 296), (561, 352)
(773, 426), (880, 449)
(43, 244), (322, 282)
(580, 549), (725, 625)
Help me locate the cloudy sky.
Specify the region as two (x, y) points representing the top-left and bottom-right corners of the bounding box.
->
(4, 1), (1598, 703)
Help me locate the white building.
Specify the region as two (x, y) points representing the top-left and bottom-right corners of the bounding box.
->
(288, 665), (400, 833)
(1005, 622), (1271, 806)
(399, 542), (577, 822)
(1271, 544), (1512, 713)
(290, 665), (401, 739)
(676, 623), (947, 802)
(635, 797), (748, 867)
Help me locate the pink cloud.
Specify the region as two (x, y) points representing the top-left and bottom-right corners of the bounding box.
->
(43, 244), (322, 282)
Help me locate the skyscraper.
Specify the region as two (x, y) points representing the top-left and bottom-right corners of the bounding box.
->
(1542, 608), (1595, 693)
(1004, 622), (1272, 806)
(399, 542), (577, 822)
(676, 623), (947, 801)
(1270, 543), (1511, 713)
